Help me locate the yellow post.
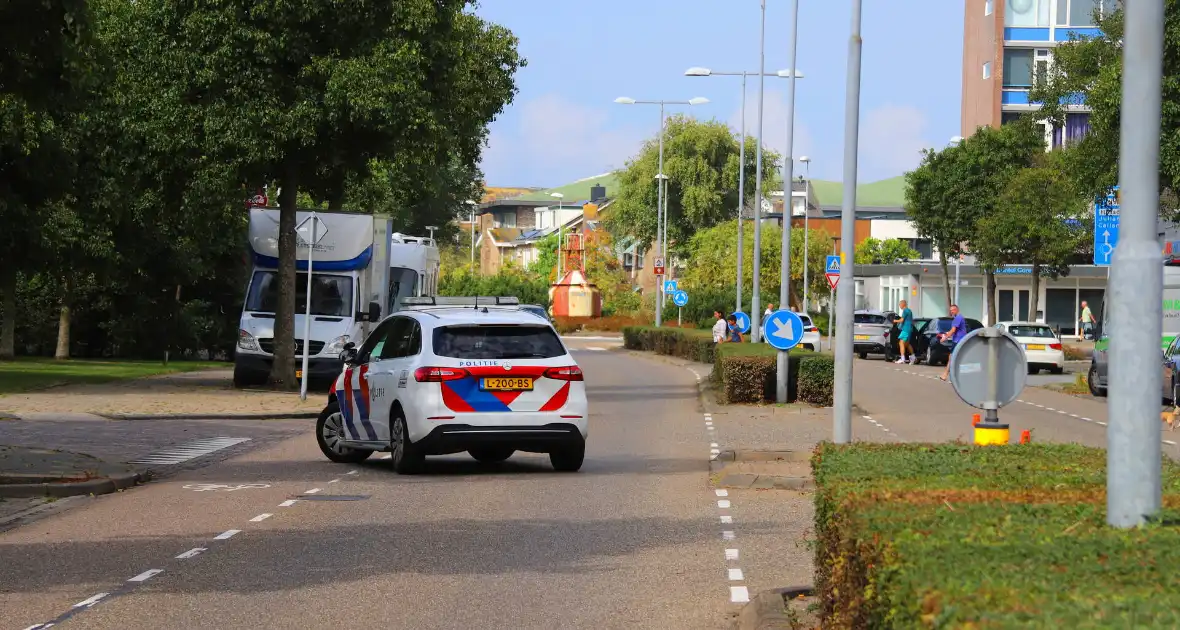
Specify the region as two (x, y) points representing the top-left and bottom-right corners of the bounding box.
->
(974, 422), (1010, 446)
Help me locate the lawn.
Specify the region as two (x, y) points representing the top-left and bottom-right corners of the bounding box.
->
(0, 357), (224, 395)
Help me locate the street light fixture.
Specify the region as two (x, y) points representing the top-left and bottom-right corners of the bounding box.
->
(684, 66), (805, 315)
(551, 192), (565, 281)
(614, 95), (711, 327)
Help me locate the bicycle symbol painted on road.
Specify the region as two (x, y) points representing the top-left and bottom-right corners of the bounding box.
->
(182, 483), (272, 492)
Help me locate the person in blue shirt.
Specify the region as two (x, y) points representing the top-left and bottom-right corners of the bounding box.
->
(893, 299), (915, 364)
(939, 304), (967, 382)
(726, 314), (744, 343)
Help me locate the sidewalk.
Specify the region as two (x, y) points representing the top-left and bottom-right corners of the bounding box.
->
(0, 444), (142, 526)
(0, 369), (322, 418)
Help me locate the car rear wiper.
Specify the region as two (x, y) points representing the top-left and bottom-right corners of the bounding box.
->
(497, 352), (549, 359)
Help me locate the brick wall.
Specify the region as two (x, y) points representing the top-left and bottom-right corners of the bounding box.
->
(961, 0), (1003, 137)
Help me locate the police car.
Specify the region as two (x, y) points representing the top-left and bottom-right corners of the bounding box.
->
(315, 296), (589, 474)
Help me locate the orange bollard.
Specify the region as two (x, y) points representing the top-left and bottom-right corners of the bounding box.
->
(972, 413), (981, 427)
(1020, 429), (1032, 444)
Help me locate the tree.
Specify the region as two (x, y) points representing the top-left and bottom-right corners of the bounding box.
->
(677, 221), (832, 312)
(123, 1), (523, 388)
(1030, 3), (1180, 211)
(605, 115), (781, 253)
(973, 155), (1088, 321)
(906, 119), (1045, 321)
(855, 238), (920, 265)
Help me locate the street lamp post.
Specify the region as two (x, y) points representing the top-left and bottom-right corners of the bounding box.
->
(615, 95), (710, 327)
(800, 156), (812, 313)
(465, 200), (478, 270)
(551, 192), (565, 281)
(751, 0), (768, 343)
(684, 67), (803, 315)
(948, 136), (965, 305)
(775, 0), (802, 403)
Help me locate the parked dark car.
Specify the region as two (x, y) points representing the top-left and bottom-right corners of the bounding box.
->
(885, 317), (932, 362)
(520, 304), (552, 323)
(916, 316), (985, 366)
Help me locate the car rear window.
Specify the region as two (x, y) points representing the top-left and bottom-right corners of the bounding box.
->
(931, 318), (953, 333)
(1009, 325), (1056, 339)
(432, 325), (566, 360)
(799, 315), (813, 326)
(854, 313), (888, 325)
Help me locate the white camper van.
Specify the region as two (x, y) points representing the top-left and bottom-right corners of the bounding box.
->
(233, 208), (440, 388)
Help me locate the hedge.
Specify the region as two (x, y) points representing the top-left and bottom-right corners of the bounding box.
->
(813, 442), (1180, 628)
(622, 326), (833, 405)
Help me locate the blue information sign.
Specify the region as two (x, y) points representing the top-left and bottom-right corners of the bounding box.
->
(672, 290), (689, 307)
(732, 311), (751, 334)
(763, 309), (804, 351)
(1094, 186), (1120, 266)
(825, 255), (841, 273)
(663, 279), (678, 294)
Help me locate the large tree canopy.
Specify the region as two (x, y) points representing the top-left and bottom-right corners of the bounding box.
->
(605, 115), (781, 253)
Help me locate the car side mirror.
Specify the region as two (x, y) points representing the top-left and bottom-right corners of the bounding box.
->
(368, 301), (381, 322)
(340, 345), (359, 365)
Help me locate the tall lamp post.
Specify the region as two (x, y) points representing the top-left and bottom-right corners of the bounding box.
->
(775, 0), (803, 403)
(614, 95), (710, 327)
(684, 67), (803, 315)
(551, 192), (565, 281)
(800, 156), (812, 313)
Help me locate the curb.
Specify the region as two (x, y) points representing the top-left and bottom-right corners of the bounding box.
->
(96, 412), (319, 421)
(735, 587), (815, 630)
(0, 472), (143, 499)
(710, 450), (815, 491)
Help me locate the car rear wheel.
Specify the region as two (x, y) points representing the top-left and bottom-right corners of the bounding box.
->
(857, 352), (868, 360)
(1027, 366), (1039, 375)
(469, 447), (515, 463)
(389, 409), (424, 475)
(1050, 366), (1064, 375)
(1087, 362), (1106, 397)
(925, 346), (935, 366)
(316, 401), (373, 464)
(1173, 382), (1180, 406)
(550, 440), (585, 472)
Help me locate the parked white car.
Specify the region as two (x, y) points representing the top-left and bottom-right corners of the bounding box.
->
(316, 296), (589, 474)
(760, 312), (822, 351)
(995, 321), (1066, 375)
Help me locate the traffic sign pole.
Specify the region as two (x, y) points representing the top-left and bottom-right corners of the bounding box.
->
(1108, 0), (1164, 529)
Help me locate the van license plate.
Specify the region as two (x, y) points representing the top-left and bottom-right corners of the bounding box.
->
(1026, 344), (1045, 351)
(854, 335), (870, 341)
(481, 377), (534, 391)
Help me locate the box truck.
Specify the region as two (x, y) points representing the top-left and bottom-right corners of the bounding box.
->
(233, 208), (440, 388)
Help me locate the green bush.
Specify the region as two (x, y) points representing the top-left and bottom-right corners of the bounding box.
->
(623, 326), (833, 405)
(813, 442), (1180, 629)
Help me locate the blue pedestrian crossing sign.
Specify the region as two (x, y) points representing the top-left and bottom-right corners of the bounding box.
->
(672, 290), (689, 307)
(733, 311), (751, 334)
(663, 279), (678, 293)
(764, 309), (804, 351)
(825, 255), (842, 273)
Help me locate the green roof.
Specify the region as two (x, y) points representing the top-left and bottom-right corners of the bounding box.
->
(509, 172), (620, 203)
(811, 175), (906, 208)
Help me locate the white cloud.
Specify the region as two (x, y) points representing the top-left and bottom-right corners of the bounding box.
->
(858, 105), (930, 182)
(480, 94), (646, 187)
(728, 86), (816, 179)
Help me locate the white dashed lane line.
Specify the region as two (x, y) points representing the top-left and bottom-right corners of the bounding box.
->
(73, 593), (109, 609)
(249, 513), (272, 522)
(730, 586), (751, 603)
(304, 488), (322, 494)
(698, 385), (751, 608)
(175, 548), (206, 560)
(213, 529), (241, 541)
(278, 499), (297, 507)
(127, 569), (164, 583)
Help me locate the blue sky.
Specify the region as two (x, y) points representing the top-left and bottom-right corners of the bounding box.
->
(475, 0), (963, 188)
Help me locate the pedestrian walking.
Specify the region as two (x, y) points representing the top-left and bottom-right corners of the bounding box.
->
(1079, 300), (1096, 340)
(893, 299), (915, 364)
(939, 304), (967, 382)
(712, 309), (728, 345)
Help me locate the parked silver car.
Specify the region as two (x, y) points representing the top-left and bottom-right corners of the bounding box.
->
(853, 310), (898, 360)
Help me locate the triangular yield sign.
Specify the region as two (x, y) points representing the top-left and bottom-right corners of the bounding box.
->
(826, 273), (840, 290)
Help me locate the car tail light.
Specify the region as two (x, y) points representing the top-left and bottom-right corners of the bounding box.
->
(806, 326), (818, 332)
(1049, 343), (1063, 350)
(414, 367), (469, 382)
(544, 366), (584, 381)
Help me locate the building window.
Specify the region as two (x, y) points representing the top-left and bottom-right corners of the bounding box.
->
(983, 61), (992, 79)
(1051, 112), (1092, 148)
(1056, 0), (1101, 27)
(1001, 112), (1022, 125)
(903, 238), (934, 261)
(1006, 0), (1050, 27)
(985, 0), (993, 16)
(1003, 48), (1034, 88)
(496, 211), (516, 228)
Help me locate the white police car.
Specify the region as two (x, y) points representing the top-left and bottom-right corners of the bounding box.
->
(315, 296), (589, 473)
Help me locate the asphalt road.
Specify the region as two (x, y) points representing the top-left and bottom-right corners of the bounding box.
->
(3, 341), (750, 630)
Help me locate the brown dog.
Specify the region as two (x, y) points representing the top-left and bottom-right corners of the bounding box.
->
(1163, 407), (1180, 431)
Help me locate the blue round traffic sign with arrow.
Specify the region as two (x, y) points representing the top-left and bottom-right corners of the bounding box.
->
(764, 309), (804, 351)
(672, 290), (689, 307)
(732, 311), (751, 334)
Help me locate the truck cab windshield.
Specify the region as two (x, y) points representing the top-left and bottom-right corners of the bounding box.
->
(246, 271), (354, 317)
